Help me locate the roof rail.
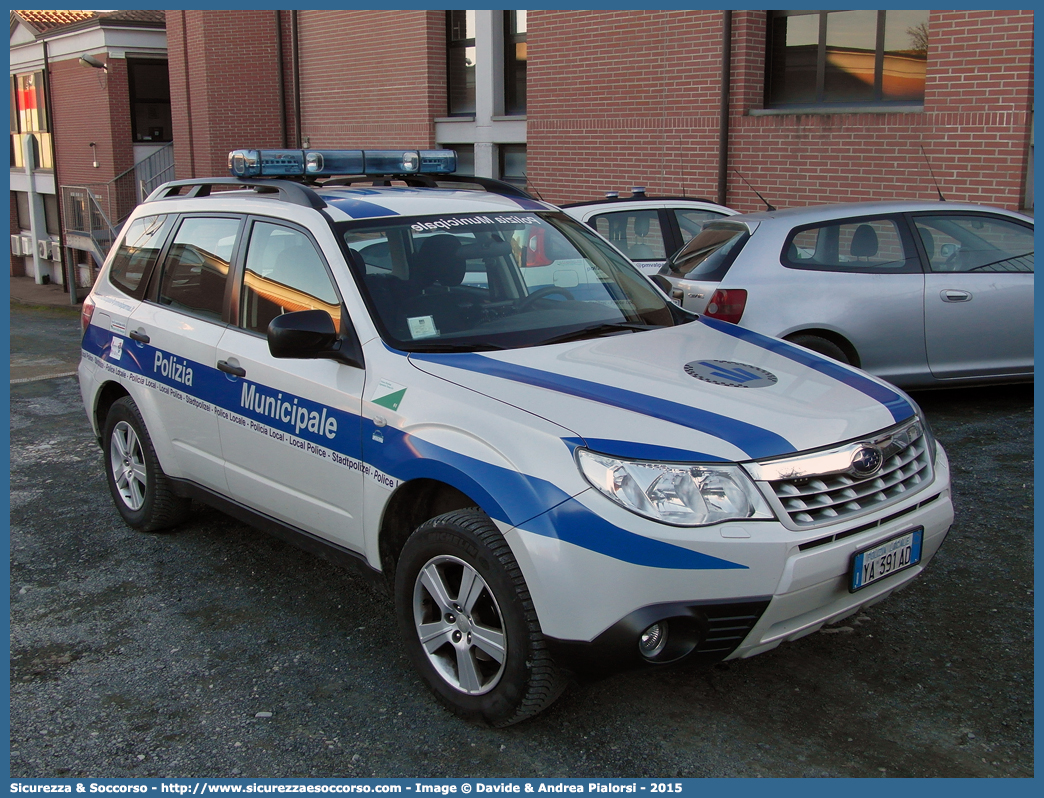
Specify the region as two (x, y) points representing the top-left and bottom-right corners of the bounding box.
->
(319, 173), (535, 200)
(560, 194), (718, 209)
(144, 178), (327, 210)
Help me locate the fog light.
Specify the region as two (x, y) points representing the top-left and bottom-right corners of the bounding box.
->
(639, 622), (668, 658)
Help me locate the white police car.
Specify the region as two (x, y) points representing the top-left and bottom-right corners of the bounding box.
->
(78, 148), (953, 726)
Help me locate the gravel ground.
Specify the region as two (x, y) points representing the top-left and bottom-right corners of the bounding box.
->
(8, 305), (1034, 778)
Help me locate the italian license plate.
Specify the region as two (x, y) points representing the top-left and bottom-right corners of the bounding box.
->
(850, 528), (923, 592)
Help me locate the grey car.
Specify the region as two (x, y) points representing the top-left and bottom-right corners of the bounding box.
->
(658, 201), (1033, 389)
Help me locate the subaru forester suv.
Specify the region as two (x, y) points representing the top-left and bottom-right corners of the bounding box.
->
(79, 148), (953, 726)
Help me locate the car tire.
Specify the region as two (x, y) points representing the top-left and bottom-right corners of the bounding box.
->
(394, 508), (568, 727)
(102, 396), (191, 532)
(786, 334), (851, 365)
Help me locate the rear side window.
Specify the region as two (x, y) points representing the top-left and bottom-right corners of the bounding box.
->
(667, 223), (748, 280)
(783, 217), (918, 273)
(156, 216), (241, 322)
(107, 215), (171, 298)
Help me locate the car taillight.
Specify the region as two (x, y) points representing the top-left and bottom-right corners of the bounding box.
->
(80, 295), (96, 337)
(703, 289), (747, 324)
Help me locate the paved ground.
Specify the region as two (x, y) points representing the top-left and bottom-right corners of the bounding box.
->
(8, 303), (1034, 778)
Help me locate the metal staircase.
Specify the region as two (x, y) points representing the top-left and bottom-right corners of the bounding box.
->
(60, 142), (174, 268)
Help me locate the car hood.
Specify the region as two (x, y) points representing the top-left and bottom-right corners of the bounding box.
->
(407, 317), (916, 464)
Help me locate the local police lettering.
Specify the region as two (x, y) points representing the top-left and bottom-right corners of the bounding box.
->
(240, 382), (337, 440)
(410, 214), (540, 232)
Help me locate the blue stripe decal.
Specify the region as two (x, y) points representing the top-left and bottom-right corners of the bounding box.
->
(324, 196), (399, 219)
(697, 317), (914, 423)
(561, 437), (729, 464)
(409, 352), (796, 459)
(372, 425), (742, 570)
(508, 196), (551, 211)
(521, 498), (747, 571)
(82, 327), (743, 570)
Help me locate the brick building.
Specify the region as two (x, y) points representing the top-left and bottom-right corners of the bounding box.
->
(11, 9), (1034, 293)
(166, 9), (1033, 215)
(10, 9), (168, 287)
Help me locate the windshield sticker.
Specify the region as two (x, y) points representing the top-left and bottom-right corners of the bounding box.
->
(407, 316), (439, 339)
(372, 378), (407, 412)
(410, 214), (541, 233)
(110, 336), (124, 361)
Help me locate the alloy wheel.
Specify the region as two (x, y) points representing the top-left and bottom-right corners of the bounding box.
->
(412, 554), (507, 695)
(109, 420), (147, 511)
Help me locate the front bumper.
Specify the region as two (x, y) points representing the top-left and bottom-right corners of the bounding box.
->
(507, 445), (952, 674)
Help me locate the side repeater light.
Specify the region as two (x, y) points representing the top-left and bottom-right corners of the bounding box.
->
(228, 149), (457, 178)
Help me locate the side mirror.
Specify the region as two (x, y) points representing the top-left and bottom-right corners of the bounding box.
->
(268, 309), (364, 369)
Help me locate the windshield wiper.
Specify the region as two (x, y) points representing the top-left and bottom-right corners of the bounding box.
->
(537, 322), (661, 346)
(407, 341), (505, 353)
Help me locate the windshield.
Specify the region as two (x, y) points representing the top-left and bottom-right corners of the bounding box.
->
(664, 221), (749, 280)
(339, 210), (690, 351)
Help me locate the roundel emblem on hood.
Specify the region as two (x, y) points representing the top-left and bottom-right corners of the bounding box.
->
(850, 445), (884, 477)
(683, 360), (778, 388)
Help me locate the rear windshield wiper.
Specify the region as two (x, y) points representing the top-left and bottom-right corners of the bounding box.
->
(537, 322), (661, 346)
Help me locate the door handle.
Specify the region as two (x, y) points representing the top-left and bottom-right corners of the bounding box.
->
(941, 290), (972, 303)
(217, 359), (246, 377)
(129, 329), (150, 344)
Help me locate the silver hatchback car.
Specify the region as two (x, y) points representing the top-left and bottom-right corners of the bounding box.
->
(658, 201), (1034, 389)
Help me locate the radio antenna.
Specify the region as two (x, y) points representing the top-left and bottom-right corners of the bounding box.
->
(732, 170), (776, 211)
(920, 145), (946, 202)
(521, 171), (547, 202)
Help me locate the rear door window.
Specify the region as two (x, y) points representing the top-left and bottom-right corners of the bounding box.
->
(156, 216), (242, 321)
(591, 210), (667, 261)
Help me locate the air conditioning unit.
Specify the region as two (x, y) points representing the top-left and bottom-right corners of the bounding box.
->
(20, 235), (33, 255)
(37, 239), (50, 259)
(50, 243), (62, 265)
(11, 235), (24, 255)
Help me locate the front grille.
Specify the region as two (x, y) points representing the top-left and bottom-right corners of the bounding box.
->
(797, 492), (943, 551)
(753, 418), (933, 528)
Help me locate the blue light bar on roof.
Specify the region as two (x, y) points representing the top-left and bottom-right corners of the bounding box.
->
(228, 149), (457, 178)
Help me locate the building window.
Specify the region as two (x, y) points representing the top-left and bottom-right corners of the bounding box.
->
(766, 10), (928, 107)
(14, 190), (59, 236)
(15, 191), (31, 230)
(128, 60), (172, 142)
(498, 144), (526, 190)
(43, 194), (59, 235)
(447, 11), (477, 116)
(10, 71), (53, 169)
(503, 10), (527, 116)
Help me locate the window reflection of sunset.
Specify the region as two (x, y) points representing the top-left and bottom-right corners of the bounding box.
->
(243, 268), (341, 332)
(826, 50), (927, 98)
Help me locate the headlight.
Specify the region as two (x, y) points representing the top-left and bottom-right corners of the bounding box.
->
(905, 399), (938, 466)
(576, 449), (775, 527)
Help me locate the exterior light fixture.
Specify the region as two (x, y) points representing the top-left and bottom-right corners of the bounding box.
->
(78, 53), (107, 71)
